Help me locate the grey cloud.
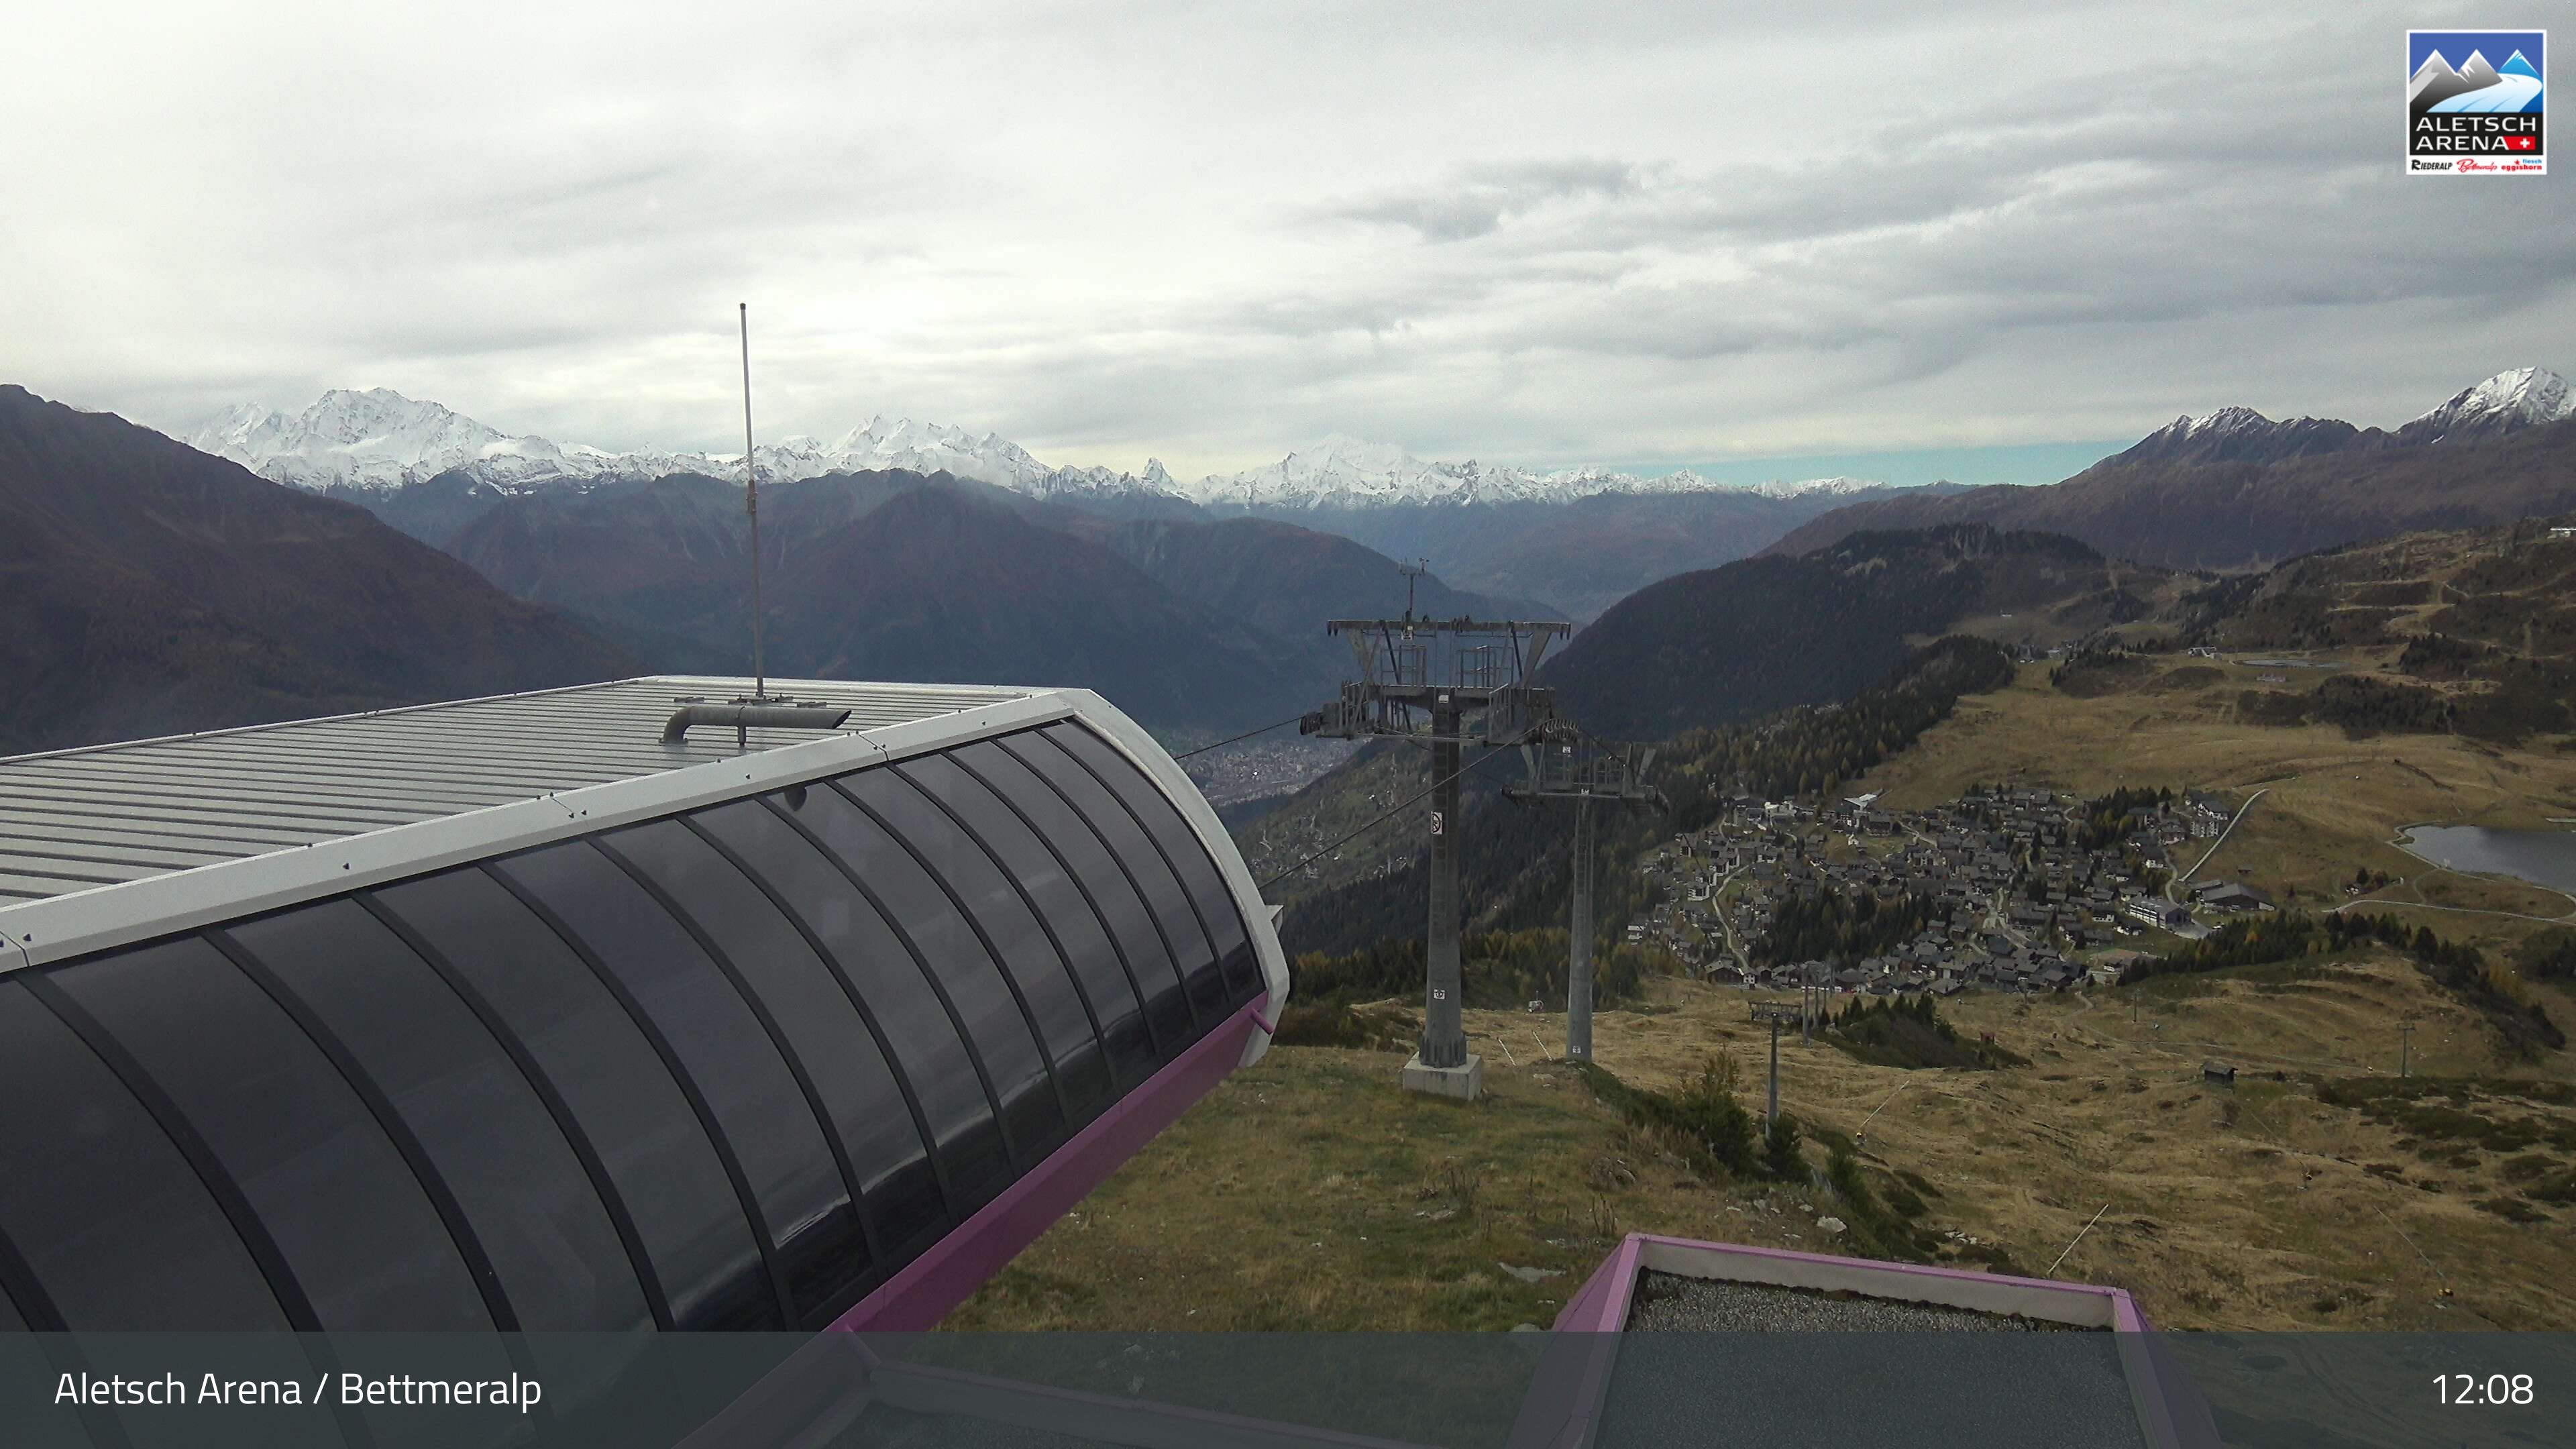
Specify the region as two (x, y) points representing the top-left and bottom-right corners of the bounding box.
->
(5, 1), (2569, 476)
(1320, 159), (1642, 240)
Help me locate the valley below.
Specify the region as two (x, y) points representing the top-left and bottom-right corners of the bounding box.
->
(958, 641), (2576, 1336)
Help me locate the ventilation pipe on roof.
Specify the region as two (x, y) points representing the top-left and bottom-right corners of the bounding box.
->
(661, 702), (851, 744)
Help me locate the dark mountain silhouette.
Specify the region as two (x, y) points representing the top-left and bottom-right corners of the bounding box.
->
(451, 473), (1336, 731)
(338, 449), (1953, 627)
(0, 386), (637, 755)
(763, 486), (1335, 729)
(325, 470), (518, 547)
(1542, 524), (2161, 739)
(1095, 516), (1557, 639)
(1766, 419), (2576, 570)
(1228, 487), (1945, 623)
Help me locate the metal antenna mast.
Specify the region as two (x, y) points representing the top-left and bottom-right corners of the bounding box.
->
(739, 302), (768, 702)
(1301, 611), (1571, 1099)
(1505, 736), (1667, 1061)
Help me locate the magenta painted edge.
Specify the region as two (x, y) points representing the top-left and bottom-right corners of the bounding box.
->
(826, 1001), (1261, 1332)
(1552, 1232), (2150, 1333)
(1550, 1234), (1646, 1333)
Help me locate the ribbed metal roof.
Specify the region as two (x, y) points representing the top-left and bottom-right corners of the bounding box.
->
(0, 676), (1031, 906)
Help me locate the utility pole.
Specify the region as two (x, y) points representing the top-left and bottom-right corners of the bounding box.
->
(1569, 792), (1593, 1059)
(1750, 1002), (1799, 1130)
(738, 303), (767, 703)
(1768, 1016), (1780, 1127)
(2399, 1019), (2414, 1079)
(1505, 737), (1666, 1061)
(1302, 614), (1572, 1099)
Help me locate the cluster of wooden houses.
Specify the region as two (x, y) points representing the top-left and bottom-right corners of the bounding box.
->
(1628, 784), (2251, 997)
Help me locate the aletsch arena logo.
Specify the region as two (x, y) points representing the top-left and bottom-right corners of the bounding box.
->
(2408, 30), (2546, 175)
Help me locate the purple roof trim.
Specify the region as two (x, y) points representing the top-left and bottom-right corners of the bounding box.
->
(825, 1000), (1263, 1332)
(1530, 1234), (2191, 1449)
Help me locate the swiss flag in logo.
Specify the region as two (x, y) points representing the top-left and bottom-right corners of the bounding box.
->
(2505, 136), (2538, 152)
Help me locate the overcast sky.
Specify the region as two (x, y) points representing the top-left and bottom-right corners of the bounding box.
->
(4, 1), (2565, 480)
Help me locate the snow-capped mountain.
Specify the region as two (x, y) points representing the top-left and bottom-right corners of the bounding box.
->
(190, 389), (587, 492)
(184, 389), (1177, 499)
(2112, 405), (2361, 467)
(2396, 366), (2573, 444)
(1177, 434), (1891, 510)
(187, 390), (1899, 510)
(2109, 369), (2573, 464)
(1745, 476), (1887, 500)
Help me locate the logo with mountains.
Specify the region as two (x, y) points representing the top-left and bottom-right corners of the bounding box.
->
(2408, 30), (2545, 174)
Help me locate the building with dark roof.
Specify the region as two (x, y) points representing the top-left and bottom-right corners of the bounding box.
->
(0, 676), (1285, 1337)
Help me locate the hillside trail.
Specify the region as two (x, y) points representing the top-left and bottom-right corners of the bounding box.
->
(2168, 786), (2269, 902)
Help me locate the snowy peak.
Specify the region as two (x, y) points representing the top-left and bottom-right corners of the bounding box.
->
(2111, 368), (2573, 464)
(185, 387), (560, 492)
(2111, 405), (2361, 467)
(806, 413), (1053, 489)
(1745, 476), (1886, 500)
(187, 389), (1920, 511)
(1177, 438), (1897, 509)
(2398, 367), (2575, 444)
(181, 390), (1173, 500)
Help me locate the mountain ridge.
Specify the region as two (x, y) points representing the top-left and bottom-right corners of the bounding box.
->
(1766, 369), (2576, 570)
(0, 384), (637, 755)
(182, 386), (1922, 511)
(441, 470), (1378, 731)
(1543, 522), (2169, 739)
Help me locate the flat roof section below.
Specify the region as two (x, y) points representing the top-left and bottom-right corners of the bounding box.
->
(0, 676), (1030, 907)
(1626, 1272), (2096, 1332)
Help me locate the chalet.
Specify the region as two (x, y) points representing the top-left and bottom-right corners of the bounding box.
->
(2198, 882), (2274, 914)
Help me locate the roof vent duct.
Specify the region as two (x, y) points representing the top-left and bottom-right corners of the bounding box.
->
(662, 702), (852, 744)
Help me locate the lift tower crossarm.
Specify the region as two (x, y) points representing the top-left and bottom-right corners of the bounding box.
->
(1296, 614), (1572, 1098)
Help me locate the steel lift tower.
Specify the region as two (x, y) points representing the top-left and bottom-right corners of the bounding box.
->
(1505, 737), (1667, 1061)
(1301, 612), (1570, 1101)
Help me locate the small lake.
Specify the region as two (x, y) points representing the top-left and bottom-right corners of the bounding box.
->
(2396, 825), (2576, 896)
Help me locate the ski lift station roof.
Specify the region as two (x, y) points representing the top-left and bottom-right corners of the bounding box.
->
(0, 676), (1285, 1337)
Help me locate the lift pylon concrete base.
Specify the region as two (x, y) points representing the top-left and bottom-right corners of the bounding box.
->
(1401, 1051), (1485, 1102)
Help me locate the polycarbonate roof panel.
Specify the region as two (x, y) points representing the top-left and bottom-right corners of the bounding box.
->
(0, 677), (1032, 906)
